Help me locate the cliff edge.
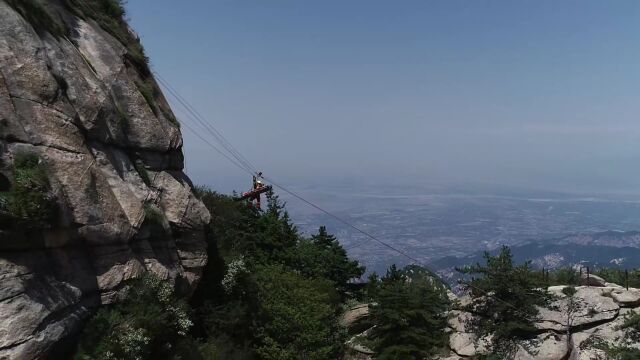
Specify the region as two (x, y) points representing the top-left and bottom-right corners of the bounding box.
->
(0, 1), (210, 358)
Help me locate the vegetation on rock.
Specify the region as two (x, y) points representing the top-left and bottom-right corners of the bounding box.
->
(75, 275), (194, 360)
(587, 310), (640, 359)
(366, 264), (450, 359)
(75, 188), (364, 359)
(5, 0), (68, 38)
(64, 0), (150, 76)
(0, 152), (57, 227)
(457, 246), (550, 357)
(190, 188), (360, 359)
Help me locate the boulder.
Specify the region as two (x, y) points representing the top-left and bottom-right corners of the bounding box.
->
(536, 286), (619, 331)
(610, 288), (640, 307)
(571, 307), (640, 360)
(344, 327), (375, 360)
(514, 332), (569, 360)
(447, 311), (491, 357)
(581, 273), (607, 287)
(449, 331), (491, 357)
(341, 303), (372, 329)
(445, 286), (640, 360)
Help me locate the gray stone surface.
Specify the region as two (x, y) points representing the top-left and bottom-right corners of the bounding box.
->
(581, 273), (607, 287)
(341, 303), (371, 328)
(0, 1), (209, 358)
(438, 285), (640, 359)
(536, 286), (620, 332)
(514, 332), (569, 360)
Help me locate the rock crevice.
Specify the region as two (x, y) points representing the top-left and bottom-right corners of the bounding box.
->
(441, 285), (640, 360)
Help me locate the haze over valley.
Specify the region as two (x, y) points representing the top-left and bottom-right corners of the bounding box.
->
(284, 183), (640, 275)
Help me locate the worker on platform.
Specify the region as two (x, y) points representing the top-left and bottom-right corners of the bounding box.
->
(253, 172), (264, 190)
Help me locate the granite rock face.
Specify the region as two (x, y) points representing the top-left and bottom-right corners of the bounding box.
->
(0, 1), (209, 358)
(438, 285), (640, 360)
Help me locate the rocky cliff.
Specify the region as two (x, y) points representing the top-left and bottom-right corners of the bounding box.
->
(0, 1), (210, 358)
(344, 279), (640, 359)
(441, 282), (640, 359)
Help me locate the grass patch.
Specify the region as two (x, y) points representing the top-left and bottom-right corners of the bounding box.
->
(135, 80), (159, 116)
(134, 161), (151, 185)
(74, 274), (194, 360)
(65, 0), (151, 77)
(114, 103), (130, 130)
(135, 80), (180, 129)
(0, 152), (57, 226)
(143, 203), (166, 226)
(6, 0), (69, 38)
(160, 108), (180, 128)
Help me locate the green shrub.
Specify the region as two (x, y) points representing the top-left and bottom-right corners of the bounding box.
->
(143, 204), (165, 225)
(1, 152), (57, 225)
(367, 264), (450, 360)
(253, 264), (345, 360)
(457, 246), (550, 357)
(134, 161), (151, 185)
(64, 0), (150, 76)
(190, 188), (363, 359)
(595, 268), (640, 288)
(160, 107), (181, 128)
(618, 310), (640, 342)
(114, 103), (131, 134)
(6, 0), (68, 37)
(135, 80), (159, 116)
(295, 226), (365, 299)
(75, 275), (195, 360)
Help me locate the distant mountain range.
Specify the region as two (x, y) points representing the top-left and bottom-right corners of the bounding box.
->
(432, 231), (640, 286)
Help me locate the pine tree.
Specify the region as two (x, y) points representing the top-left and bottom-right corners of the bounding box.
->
(457, 246), (549, 356)
(369, 265), (449, 360)
(254, 265), (344, 360)
(294, 226), (365, 297)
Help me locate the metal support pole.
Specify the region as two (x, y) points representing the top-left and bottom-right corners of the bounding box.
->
(626, 269), (629, 291)
(579, 267), (583, 286)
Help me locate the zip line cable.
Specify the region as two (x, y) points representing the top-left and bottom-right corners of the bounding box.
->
(156, 74), (431, 270)
(74, 0), (532, 320)
(154, 71), (539, 318)
(74, 0), (258, 174)
(153, 72), (258, 174)
(177, 114), (256, 176)
(156, 73), (437, 269)
(155, 76), (256, 175)
(155, 74), (430, 269)
(261, 174), (434, 269)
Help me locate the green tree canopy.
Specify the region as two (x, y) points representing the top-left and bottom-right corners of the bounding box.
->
(75, 275), (195, 360)
(368, 264), (450, 360)
(457, 246), (549, 356)
(253, 264), (344, 360)
(295, 226), (365, 298)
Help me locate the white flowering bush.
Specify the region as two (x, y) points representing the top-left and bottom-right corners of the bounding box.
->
(75, 274), (195, 360)
(112, 326), (150, 360)
(222, 255), (246, 293)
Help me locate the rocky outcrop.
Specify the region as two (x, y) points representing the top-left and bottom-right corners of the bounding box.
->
(438, 285), (640, 360)
(580, 273), (607, 287)
(341, 303), (372, 329)
(343, 304), (375, 360)
(0, 1), (209, 358)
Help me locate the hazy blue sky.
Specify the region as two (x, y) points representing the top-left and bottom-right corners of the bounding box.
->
(126, 1), (640, 195)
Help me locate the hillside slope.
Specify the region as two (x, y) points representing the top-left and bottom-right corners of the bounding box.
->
(0, 1), (209, 358)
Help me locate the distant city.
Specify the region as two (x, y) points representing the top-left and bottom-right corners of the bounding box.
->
(283, 183), (640, 275)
